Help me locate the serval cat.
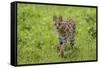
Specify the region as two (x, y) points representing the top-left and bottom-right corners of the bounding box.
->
(53, 16), (76, 58)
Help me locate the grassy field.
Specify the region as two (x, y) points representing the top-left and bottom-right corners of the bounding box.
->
(17, 3), (97, 65)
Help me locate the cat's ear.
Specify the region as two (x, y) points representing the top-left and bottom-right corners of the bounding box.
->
(53, 16), (57, 22)
(59, 16), (63, 22)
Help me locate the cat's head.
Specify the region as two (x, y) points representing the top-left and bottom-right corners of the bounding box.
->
(53, 16), (63, 30)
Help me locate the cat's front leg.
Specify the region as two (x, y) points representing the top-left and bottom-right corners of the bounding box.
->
(59, 44), (64, 58)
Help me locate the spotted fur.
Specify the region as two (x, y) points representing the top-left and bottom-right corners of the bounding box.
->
(53, 16), (76, 57)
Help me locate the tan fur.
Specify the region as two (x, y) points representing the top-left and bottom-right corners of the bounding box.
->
(53, 16), (76, 58)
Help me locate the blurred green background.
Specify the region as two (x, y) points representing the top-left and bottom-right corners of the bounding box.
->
(17, 3), (97, 65)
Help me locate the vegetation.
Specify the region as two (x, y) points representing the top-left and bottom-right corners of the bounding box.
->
(17, 3), (97, 65)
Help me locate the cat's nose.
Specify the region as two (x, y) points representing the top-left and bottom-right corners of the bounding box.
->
(57, 27), (59, 29)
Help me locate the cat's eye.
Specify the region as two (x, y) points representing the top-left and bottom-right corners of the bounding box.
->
(54, 23), (56, 25)
(58, 23), (61, 25)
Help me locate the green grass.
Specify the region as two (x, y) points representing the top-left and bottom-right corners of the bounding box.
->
(17, 3), (97, 65)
